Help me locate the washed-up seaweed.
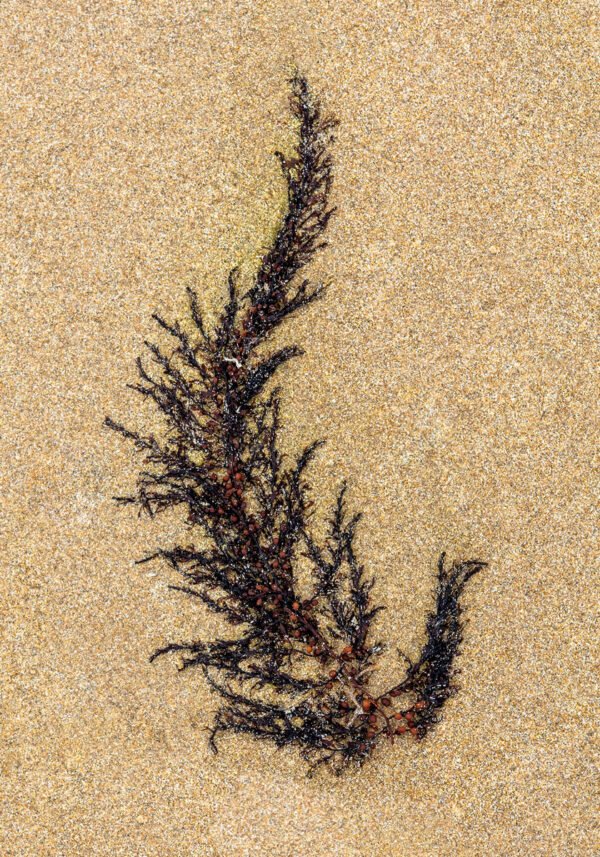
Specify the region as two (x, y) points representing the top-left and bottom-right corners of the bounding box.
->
(105, 74), (485, 775)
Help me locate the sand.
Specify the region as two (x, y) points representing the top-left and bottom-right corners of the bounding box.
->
(1, 2), (598, 855)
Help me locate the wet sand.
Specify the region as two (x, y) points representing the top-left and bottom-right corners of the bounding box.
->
(1, 2), (597, 855)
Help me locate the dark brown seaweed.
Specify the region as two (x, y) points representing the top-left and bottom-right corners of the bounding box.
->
(105, 73), (485, 775)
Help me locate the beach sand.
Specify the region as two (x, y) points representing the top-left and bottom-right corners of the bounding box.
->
(1, 2), (597, 854)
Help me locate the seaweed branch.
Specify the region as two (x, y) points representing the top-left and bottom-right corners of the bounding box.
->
(105, 73), (485, 775)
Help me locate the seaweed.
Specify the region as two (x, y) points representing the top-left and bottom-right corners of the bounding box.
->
(104, 73), (486, 775)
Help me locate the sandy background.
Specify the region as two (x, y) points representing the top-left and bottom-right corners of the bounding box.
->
(1, 2), (598, 855)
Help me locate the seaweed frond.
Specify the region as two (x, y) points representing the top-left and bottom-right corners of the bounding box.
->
(104, 72), (485, 775)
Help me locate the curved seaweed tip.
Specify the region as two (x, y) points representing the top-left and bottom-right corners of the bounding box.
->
(104, 72), (485, 775)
